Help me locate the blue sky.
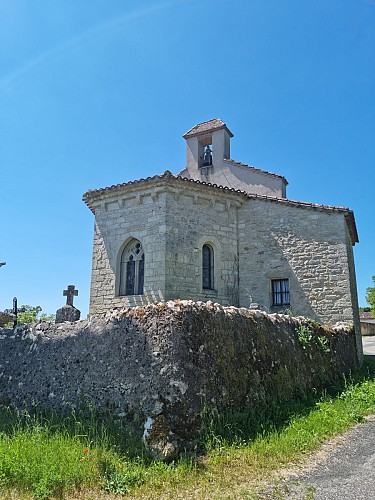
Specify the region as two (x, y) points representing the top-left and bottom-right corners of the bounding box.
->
(0, 0), (374, 318)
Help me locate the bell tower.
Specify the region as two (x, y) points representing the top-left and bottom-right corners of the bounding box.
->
(183, 118), (233, 175)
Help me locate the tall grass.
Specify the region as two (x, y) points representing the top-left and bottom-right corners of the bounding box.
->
(0, 358), (375, 499)
(0, 407), (196, 498)
(0, 407), (123, 498)
(202, 357), (375, 469)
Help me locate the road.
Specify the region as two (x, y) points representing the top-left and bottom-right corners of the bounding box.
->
(263, 336), (375, 499)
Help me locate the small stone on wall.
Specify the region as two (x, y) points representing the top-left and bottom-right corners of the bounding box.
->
(55, 305), (80, 323)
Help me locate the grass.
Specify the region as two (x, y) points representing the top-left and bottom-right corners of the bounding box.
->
(1, 357), (375, 499)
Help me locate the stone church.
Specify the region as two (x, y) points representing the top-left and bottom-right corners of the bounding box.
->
(83, 119), (360, 331)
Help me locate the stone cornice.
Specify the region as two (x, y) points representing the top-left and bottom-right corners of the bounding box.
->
(82, 171), (358, 244)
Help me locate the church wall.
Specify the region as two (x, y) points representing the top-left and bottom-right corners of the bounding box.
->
(344, 223), (363, 358)
(183, 163), (285, 198)
(89, 189), (168, 315)
(223, 162), (285, 197)
(163, 188), (240, 305)
(238, 199), (357, 326)
(86, 178), (359, 346)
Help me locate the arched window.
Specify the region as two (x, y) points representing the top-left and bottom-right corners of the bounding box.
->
(119, 239), (144, 296)
(202, 244), (214, 290)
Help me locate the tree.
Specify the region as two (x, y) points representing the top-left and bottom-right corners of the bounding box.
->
(17, 305), (55, 324)
(366, 276), (375, 317)
(360, 307), (371, 313)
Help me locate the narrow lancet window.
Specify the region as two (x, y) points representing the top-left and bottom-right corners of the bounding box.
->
(119, 240), (145, 296)
(202, 244), (214, 290)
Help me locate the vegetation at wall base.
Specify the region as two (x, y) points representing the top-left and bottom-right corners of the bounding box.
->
(1, 358), (375, 499)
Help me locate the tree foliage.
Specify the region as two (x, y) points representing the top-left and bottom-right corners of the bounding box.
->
(17, 305), (55, 324)
(366, 276), (375, 317)
(360, 307), (371, 313)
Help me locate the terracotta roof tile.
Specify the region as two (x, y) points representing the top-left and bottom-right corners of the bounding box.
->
(360, 312), (374, 320)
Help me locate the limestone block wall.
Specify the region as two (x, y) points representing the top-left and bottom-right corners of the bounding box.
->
(0, 302), (360, 457)
(164, 187), (240, 305)
(238, 199), (357, 326)
(89, 187), (168, 314)
(86, 176), (359, 340)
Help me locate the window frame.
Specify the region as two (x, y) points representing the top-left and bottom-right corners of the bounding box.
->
(271, 278), (290, 306)
(202, 244), (215, 290)
(119, 239), (145, 296)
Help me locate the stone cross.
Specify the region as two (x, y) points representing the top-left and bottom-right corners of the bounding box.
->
(63, 285), (78, 307)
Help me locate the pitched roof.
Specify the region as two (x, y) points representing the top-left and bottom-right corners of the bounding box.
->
(183, 118), (234, 139)
(82, 171), (358, 244)
(360, 311), (374, 320)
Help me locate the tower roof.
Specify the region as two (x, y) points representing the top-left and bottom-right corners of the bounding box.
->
(183, 118), (234, 139)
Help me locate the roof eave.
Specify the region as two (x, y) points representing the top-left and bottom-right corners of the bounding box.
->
(344, 211), (359, 246)
(83, 173), (359, 243)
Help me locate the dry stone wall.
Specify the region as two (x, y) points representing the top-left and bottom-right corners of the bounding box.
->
(0, 301), (359, 459)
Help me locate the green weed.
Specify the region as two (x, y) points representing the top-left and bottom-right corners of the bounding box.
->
(296, 324), (314, 348)
(296, 324), (330, 353)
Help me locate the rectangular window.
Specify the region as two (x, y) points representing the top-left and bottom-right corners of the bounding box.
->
(271, 278), (290, 306)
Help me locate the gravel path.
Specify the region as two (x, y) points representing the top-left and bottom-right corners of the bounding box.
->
(269, 414), (375, 499)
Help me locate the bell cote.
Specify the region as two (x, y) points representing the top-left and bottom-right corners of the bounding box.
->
(183, 118), (233, 172)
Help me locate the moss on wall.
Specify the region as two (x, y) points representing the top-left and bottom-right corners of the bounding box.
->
(0, 300), (359, 458)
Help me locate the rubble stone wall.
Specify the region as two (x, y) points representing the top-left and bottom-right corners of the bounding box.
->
(0, 301), (359, 457)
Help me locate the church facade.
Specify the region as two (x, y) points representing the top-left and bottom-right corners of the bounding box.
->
(83, 119), (360, 335)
